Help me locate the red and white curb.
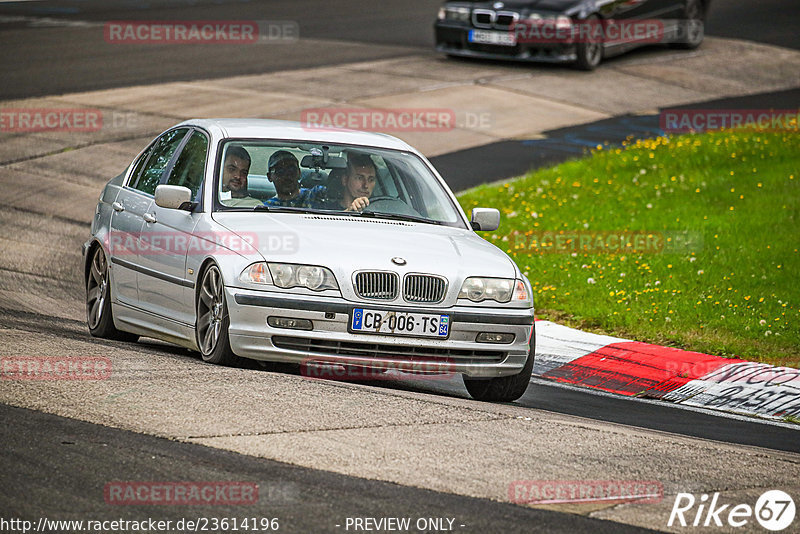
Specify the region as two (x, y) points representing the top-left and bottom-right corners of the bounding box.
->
(533, 320), (800, 421)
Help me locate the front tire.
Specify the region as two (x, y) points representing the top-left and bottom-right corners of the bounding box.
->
(196, 264), (238, 366)
(671, 0), (705, 49)
(574, 15), (603, 71)
(463, 331), (535, 402)
(86, 246), (138, 342)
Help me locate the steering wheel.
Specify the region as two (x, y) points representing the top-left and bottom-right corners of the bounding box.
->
(364, 196), (421, 217)
(364, 195), (397, 205)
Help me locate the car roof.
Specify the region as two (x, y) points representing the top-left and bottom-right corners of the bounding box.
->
(178, 118), (417, 152)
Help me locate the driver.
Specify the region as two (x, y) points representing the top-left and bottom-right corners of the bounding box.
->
(338, 152), (377, 211)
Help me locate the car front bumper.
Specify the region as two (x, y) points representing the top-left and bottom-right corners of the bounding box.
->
(435, 22), (578, 63)
(226, 287), (535, 378)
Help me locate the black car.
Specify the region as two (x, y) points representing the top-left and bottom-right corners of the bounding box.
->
(434, 0), (710, 70)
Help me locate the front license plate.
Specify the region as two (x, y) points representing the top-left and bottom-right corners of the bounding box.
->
(351, 309), (450, 339)
(468, 29), (516, 46)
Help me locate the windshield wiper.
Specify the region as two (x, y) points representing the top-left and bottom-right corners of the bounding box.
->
(251, 205), (443, 225)
(251, 205), (329, 215)
(358, 210), (443, 225)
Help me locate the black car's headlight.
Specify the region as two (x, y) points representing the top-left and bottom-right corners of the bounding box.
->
(240, 262), (339, 291)
(439, 6), (471, 22)
(527, 13), (572, 30)
(458, 277), (530, 305)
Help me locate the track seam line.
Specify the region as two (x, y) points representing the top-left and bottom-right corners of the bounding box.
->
(0, 135), (148, 168)
(183, 414), (515, 440)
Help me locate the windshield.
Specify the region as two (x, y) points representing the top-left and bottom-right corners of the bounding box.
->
(214, 140), (468, 228)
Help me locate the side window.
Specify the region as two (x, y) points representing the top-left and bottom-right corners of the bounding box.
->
(127, 146), (153, 187)
(166, 130), (208, 201)
(132, 128), (189, 196)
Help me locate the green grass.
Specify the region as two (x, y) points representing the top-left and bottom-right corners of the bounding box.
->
(458, 128), (800, 366)
(784, 415), (800, 425)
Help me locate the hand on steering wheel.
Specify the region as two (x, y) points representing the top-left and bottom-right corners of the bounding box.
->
(346, 196), (370, 211)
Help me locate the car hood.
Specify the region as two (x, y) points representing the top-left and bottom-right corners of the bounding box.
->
(462, 0), (582, 12)
(212, 212), (517, 298)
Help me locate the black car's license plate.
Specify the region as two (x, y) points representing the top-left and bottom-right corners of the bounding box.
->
(468, 29), (516, 46)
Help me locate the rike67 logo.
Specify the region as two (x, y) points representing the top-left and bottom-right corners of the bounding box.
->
(669, 490), (795, 531)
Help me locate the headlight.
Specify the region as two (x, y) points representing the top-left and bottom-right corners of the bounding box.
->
(297, 266), (325, 290)
(459, 277), (515, 303)
(268, 263), (338, 291)
(461, 278), (485, 301)
(512, 279), (532, 306)
(555, 15), (571, 30)
(240, 262), (271, 284)
(270, 263), (294, 287)
(442, 6), (471, 22)
(527, 13), (571, 30)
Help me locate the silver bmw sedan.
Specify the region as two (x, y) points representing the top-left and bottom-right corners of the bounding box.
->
(84, 119), (535, 402)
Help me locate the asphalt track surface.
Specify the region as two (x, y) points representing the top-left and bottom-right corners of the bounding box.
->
(0, 0), (798, 100)
(1, 1), (798, 531)
(344, 375), (800, 455)
(2, 361), (798, 533)
(2, 403), (663, 534)
(431, 86), (800, 191)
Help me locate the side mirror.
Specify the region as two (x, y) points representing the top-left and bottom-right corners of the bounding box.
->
(155, 185), (193, 210)
(471, 208), (500, 232)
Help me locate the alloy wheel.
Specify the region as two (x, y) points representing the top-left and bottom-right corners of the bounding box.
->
(197, 265), (226, 356)
(86, 247), (108, 330)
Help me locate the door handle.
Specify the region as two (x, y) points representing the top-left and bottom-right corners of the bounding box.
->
(112, 202), (125, 212)
(143, 213), (157, 224)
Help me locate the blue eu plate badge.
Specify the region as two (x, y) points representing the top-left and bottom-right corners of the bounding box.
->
(439, 316), (449, 336)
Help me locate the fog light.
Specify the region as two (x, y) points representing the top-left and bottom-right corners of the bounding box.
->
(268, 316), (313, 331)
(476, 332), (515, 344)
